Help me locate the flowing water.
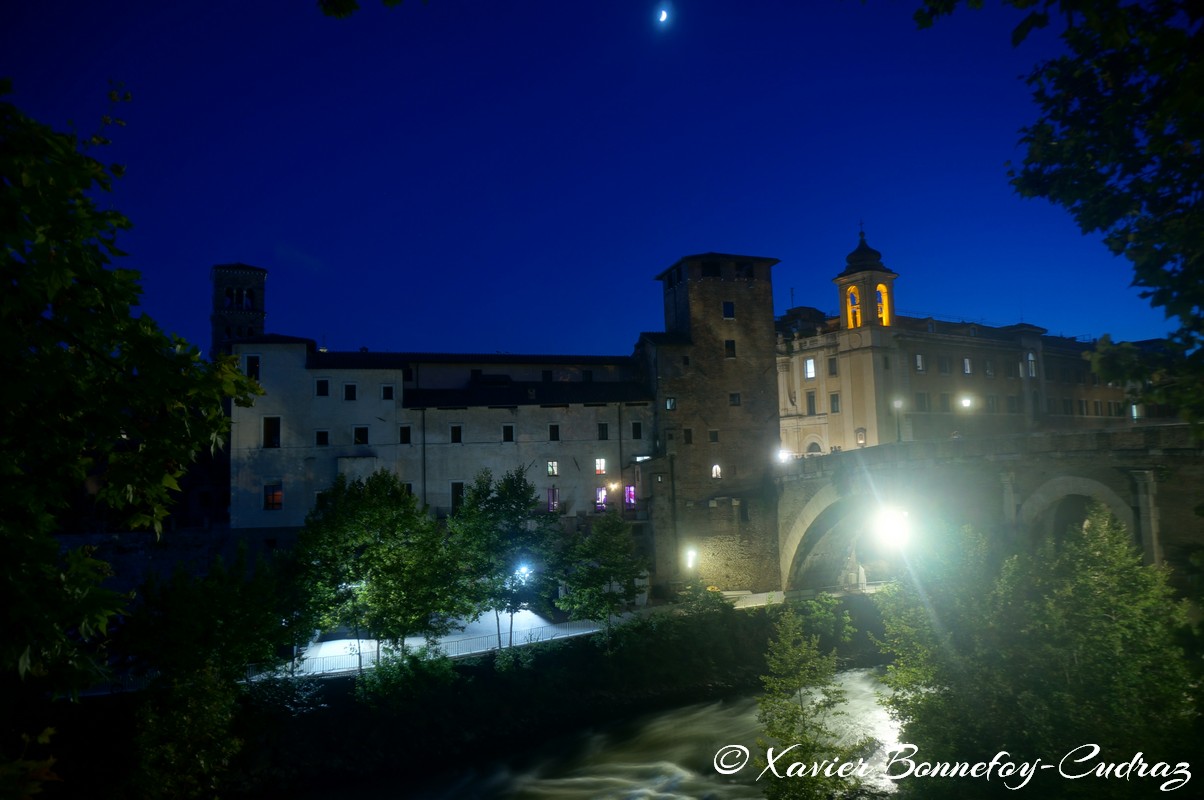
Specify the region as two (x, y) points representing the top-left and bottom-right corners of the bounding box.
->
(415, 667), (900, 799)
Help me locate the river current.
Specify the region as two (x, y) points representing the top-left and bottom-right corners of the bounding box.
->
(415, 667), (900, 799)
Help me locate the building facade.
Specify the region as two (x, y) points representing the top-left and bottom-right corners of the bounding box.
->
(214, 237), (1157, 591)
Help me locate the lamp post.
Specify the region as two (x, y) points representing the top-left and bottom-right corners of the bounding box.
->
(892, 398), (903, 442)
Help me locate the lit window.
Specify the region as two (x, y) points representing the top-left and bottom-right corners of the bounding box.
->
(711, 464), (722, 479)
(804, 358), (816, 379)
(915, 354), (925, 372)
(665, 397), (677, 410)
(595, 487), (607, 510)
(624, 485), (636, 507)
(353, 426), (369, 445)
(315, 430), (329, 447)
(963, 358), (972, 375)
(262, 416), (281, 448)
(595, 458), (606, 475)
(263, 482), (283, 511)
(245, 355), (261, 380)
(548, 487), (560, 512)
(343, 383), (358, 401)
(1026, 352), (1037, 378)
(548, 460), (558, 476)
(846, 287), (861, 328)
(450, 425), (462, 444)
(315, 379), (330, 397)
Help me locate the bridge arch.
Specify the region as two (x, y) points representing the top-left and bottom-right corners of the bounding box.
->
(1018, 475), (1133, 541)
(779, 483), (845, 589)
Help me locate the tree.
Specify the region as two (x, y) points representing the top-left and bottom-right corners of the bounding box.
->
(876, 506), (1194, 799)
(756, 597), (864, 800)
(1, 86), (258, 789)
(915, 1), (1203, 425)
(292, 470), (471, 658)
(449, 467), (558, 648)
(550, 511), (644, 641)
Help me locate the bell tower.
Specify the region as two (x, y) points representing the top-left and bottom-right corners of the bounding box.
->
(210, 263), (267, 359)
(833, 232), (897, 330)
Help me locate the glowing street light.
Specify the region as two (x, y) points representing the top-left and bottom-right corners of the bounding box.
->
(685, 548), (697, 571)
(777, 448), (793, 463)
(960, 395), (973, 409)
(873, 507), (910, 550)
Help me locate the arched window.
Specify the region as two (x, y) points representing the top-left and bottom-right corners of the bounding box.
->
(711, 464), (722, 479)
(846, 287), (861, 328)
(224, 287), (234, 308)
(806, 442), (822, 454)
(875, 282), (891, 326)
(1026, 352), (1037, 378)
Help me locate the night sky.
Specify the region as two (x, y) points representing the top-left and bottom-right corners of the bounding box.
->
(3, 0), (1172, 357)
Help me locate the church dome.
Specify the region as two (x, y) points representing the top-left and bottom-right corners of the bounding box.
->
(841, 232), (886, 275)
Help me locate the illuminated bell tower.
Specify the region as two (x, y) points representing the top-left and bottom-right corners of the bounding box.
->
(834, 232), (897, 330)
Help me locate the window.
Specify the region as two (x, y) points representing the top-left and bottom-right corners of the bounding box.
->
(915, 392), (930, 412)
(542, 369), (553, 382)
(451, 482), (465, 512)
(722, 301), (735, 319)
(598, 423), (609, 441)
(914, 353), (926, 373)
(1007, 395), (1020, 413)
(984, 359), (995, 378)
(502, 424), (514, 442)
(804, 358), (816, 379)
(631, 421), (643, 440)
(724, 340), (737, 358)
(711, 464), (722, 479)
(245, 355), (260, 380)
(1063, 397), (1073, 415)
(986, 395), (998, 413)
(702, 261), (721, 278)
(1026, 352), (1037, 378)
(708, 430), (719, 443)
(736, 261), (753, 279)
(938, 356), (952, 375)
(595, 458), (606, 475)
(939, 393), (951, 412)
(683, 428), (693, 444)
(829, 393), (841, 413)
(729, 392), (741, 406)
(343, 383), (358, 401)
(624, 485), (636, 507)
(1093, 399), (1102, 416)
(353, 426), (369, 445)
(263, 482), (283, 511)
(1006, 360), (1019, 378)
(549, 424), (560, 441)
(806, 391), (816, 416)
(315, 430), (329, 447)
(665, 397), (677, 410)
(828, 357), (838, 377)
(962, 357), (972, 375)
(547, 487), (560, 512)
(401, 483), (413, 496)
(595, 487), (608, 510)
(381, 384), (395, 401)
(1079, 398), (1088, 415)
(682, 355), (690, 367)
(450, 425), (462, 444)
(315, 379), (330, 397)
(262, 416), (281, 448)
(399, 425), (412, 444)
(548, 460), (559, 477)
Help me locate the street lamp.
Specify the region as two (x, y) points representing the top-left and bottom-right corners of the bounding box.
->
(873, 507), (910, 550)
(892, 398), (903, 442)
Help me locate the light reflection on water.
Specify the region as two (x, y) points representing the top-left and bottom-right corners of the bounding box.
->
(418, 667), (900, 800)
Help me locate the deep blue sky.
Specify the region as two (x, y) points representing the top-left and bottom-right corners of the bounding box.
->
(4, 1), (1171, 356)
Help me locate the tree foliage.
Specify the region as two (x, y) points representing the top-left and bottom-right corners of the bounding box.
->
(756, 598), (864, 800)
(876, 506), (1194, 799)
(916, 1), (1203, 425)
(550, 511), (644, 640)
(292, 470), (472, 651)
(448, 467), (558, 648)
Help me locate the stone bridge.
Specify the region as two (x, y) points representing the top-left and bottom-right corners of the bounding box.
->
(775, 424), (1204, 591)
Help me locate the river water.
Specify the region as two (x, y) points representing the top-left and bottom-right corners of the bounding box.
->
(416, 667), (900, 799)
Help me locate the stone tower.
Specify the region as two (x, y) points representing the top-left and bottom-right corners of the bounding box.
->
(209, 263), (267, 359)
(643, 253), (782, 591)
